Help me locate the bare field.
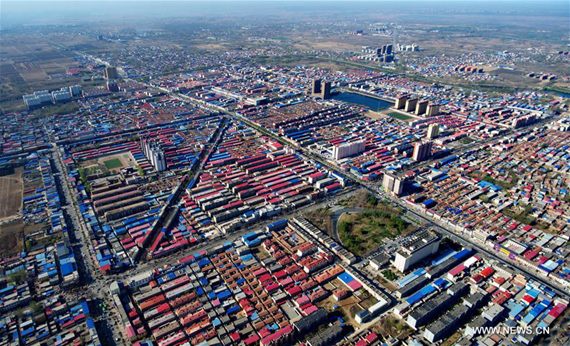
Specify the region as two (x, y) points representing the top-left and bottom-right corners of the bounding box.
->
(0, 221), (48, 257)
(294, 39), (360, 51)
(365, 110), (387, 120)
(41, 58), (77, 74)
(15, 62), (50, 83)
(98, 152), (136, 172)
(0, 168), (23, 219)
(0, 222), (24, 257)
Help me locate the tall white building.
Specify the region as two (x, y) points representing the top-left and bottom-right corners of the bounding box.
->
(427, 124), (440, 139)
(23, 90), (52, 109)
(51, 88), (72, 103)
(69, 85), (82, 97)
(382, 172), (404, 196)
(412, 141), (433, 161)
(332, 140), (366, 160)
(141, 139), (167, 172)
(393, 229), (441, 272)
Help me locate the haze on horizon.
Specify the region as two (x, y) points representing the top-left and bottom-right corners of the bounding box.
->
(1, 0), (569, 29)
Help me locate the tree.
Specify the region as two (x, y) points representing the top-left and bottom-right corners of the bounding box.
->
(8, 270), (27, 284)
(136, 166), (145, 177)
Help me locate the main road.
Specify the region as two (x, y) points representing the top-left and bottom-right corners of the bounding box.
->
(51, 143), (128, 345)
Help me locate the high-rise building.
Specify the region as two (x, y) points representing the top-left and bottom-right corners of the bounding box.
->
(310, 79), (331, 99)
(69, 85), (82, 97)
(311, 79), (322, 95)
(107, 81), (119, 92)
(405, 98), (418, 113)
(394, 95), (408, 109)
(415, 100), (429, 115)
(104, 66), (119, 80)
(426, 103), (440, 117)
(23, 90), (52, 109)
(23, 85), (81, 110)
(51, 89), (72, 103)
(141, 139), (167, 172)
(412, 141), (433, 161)
(427, 124), (440, 139)
(321, 81), (331, 99)
(382, 172), (404, 196)
(332, 140), (365, 160)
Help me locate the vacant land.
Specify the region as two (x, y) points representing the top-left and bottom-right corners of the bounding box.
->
(99, 153), (136, 172)
(0, 168), (23, 219)
(374, 314), (414, 340)
(316, 279), (377, 328)
(338, 209), (414, 256)
(303, 206), (334, 235)
(15, 62), (50, 83)
(365, 110), (386, 120)
(0, 221), (47, 257)
(0, 222), (24, 257)
(30, 102), (80, 117)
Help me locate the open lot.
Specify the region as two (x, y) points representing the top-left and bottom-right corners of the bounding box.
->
(0, 168), (23, 219)
(15, 62), (50, 83)
(0, 222), (24, 257)
(99, 152), (136, 172)
(0, 221), (51, 257)
(317, 280), (378, 328)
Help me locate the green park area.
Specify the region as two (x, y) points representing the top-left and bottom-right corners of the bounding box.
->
(387, 112), (414, 121)
(304, 190), (417, 257)
(338, 208), (414, 257)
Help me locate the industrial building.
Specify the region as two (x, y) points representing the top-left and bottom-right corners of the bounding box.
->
(393, 229), (441, 272)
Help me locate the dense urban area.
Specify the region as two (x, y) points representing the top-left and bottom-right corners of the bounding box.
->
(0, 1), (569, 346)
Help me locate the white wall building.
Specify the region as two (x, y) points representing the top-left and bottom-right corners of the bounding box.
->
(332, 140), (365, 160)
(393, 229), (441, 272)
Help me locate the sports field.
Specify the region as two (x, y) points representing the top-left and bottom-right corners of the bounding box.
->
(387, 112), (414, 121)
